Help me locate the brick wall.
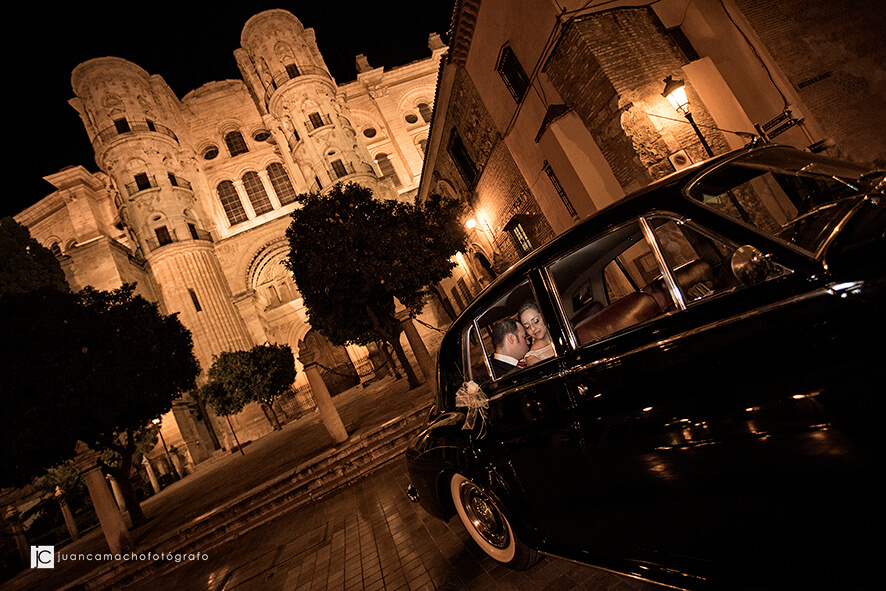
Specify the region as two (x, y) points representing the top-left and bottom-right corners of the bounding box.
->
(545, 8), (731, 189)
(732, 0), (886, 165)
(433, 68), (553, 269)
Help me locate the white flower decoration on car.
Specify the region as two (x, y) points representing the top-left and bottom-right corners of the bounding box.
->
(455, 380), (488, 437)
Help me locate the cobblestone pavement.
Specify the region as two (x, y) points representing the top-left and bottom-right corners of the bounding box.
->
(126, 460), (668, 591)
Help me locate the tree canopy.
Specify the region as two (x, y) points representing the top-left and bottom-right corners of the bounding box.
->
(0, 284), (199, 507)
(205, 343), (296, 430)
(284, 183), (465, 383)
(0, 216), (68, 295)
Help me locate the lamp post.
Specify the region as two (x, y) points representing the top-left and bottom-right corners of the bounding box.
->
(151, 418), (180, 480)
(662, 76), (714, 157)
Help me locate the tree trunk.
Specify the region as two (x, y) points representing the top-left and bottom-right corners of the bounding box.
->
(379, 341), (402, 380)
(109, 436), (146, 527)
(387, 332), (420, 388)
(366, 304), (420, 388)
(260, 402), (282, 430)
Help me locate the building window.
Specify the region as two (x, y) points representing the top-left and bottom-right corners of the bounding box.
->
(188, 288), (202, 312)
(308, 112), (326, 130)
(146, 119), (157, 132)
(448, 130), (478, 185)
(506, 219), (533, 255)
(134, 173), (152, 191)
(217, 180), (248, 225)
(267, 163), (297, 205)
(168, 172), (179, 187)
(543, 161), (578, 219)
(330, 159), (348, 180)
(450, 285), (465, 311)
(285, 63), (300, 79)
(417, 138), (428, 155)
(224, 131), (249, 157)
(187, 223), (199, 239)
(417, 102), (432, 123)
(497, 45), (530, 102)
(242, 171), (273, 215)
(405, 113), (419, 124)
(375, 153), (401, 187)
(114, 118), (131, 134)
(456, 276), (473, 304)
(155, 226), (173, 246)
(363, 126), (377, 138)
(202, 144), (219, 160)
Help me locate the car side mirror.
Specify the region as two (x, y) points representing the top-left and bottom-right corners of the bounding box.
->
(731, 245), (775, 286)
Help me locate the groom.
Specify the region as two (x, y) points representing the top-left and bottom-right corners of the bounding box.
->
(490, 318), (529, 378)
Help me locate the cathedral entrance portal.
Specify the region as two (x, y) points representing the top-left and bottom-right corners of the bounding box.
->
(302, 330), (360, 395)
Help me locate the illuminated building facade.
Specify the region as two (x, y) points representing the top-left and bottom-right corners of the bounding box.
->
(15, 9), (446, 470)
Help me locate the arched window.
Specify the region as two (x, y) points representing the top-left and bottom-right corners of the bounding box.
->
(224, 131), (249, 157)
(267, 163), (297, 205)
(375, 153), (402, 188)
(217, 180), (248, 225)
(242, 172), (273, 215)
(417, 102), (432, 123)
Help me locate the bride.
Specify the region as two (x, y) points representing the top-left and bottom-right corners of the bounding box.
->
(518, 301), (555, 366)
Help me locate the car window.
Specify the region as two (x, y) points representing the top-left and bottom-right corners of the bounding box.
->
(549, 221), (665, 345)
(644, 217), (743, 308)
(686, 146), (875, 242)
(548, 217), (793, 347)
(463, 279), (551, 381)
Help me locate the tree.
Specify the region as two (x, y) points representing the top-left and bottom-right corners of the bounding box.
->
(206, 343), (296, 431)
(199, 380), (248, 455)
(0, 284), (199, 526)
(284, 183), (466, 387)
(0, 217), (68, 295)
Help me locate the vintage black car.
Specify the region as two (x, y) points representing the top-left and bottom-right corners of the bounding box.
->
(405, 143), (885, 590)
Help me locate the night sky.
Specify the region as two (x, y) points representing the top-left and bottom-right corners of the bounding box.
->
(4, 1), (454, 219)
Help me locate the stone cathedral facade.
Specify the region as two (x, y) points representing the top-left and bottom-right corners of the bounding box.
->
(16, 9), (447, 471)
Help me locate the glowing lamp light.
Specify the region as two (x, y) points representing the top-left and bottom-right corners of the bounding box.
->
(465, 218), (477, 229)
(662, 75), (690, 115)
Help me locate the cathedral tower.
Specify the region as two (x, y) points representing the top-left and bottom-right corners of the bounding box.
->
(234, 9), (396, 200)
(69, 58), (254, 460)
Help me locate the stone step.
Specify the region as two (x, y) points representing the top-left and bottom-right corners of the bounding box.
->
(63, 404), (431, 590)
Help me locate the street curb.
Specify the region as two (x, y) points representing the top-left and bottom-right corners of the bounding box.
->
(62, 403), (431, 590)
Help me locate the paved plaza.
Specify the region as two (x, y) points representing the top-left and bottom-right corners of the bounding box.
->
(4, 375), (666, 591)
(124, 460), (667, 591)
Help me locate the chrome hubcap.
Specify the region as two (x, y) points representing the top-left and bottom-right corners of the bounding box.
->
(459, 481), (510, 549)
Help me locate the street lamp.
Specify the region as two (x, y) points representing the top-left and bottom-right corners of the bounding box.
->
(151, 418), (181, 480)
(662, 76), (714, 157)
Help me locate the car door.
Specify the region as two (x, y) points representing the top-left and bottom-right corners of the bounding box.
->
(460, 275), (587, 548)
(545, 214), (879, 586)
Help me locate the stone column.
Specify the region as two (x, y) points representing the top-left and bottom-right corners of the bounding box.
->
(142, 458), (161, 493)
(395, 306), (437, 398)
(73, 441), (130, 554)
(298, 340), (348, 444)
(4, 505), (28, 565)
(55, 486), (80, 541)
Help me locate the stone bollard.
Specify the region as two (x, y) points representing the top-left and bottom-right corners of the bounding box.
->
(298, 341), (349, 444)
(142, 457), (161, 493)
(55, 486), (80, 541)
(4, 505), (29, 565)
(73, 441), (131, 554)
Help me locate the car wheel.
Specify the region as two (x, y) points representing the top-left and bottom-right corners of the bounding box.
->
(449, 473), (538, 569)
